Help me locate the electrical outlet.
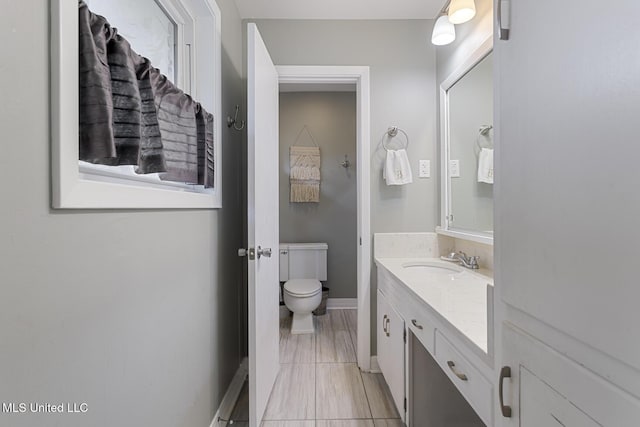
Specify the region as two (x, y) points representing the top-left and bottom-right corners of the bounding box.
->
(419, 160), (430, 178)
(449, 160), (460, 178)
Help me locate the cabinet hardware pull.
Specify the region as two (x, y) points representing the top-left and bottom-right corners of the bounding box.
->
(447, 361), (468, 381)
(385, 317), (390, 337)
(498, 0), (511, 40)
(382, 314), (388, 334)
(411, 319), (423, 330)
(499, 366), (512, 418)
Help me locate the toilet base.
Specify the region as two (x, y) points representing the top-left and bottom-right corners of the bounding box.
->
(291, 312), (315, 334)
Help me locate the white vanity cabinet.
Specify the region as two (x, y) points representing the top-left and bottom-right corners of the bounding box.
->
(377, 289), (406, 419)
(375, 260), (494, 426)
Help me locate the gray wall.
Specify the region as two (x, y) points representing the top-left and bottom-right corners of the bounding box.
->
(279, 92), (357, 299)
(248, 19), (438, 352)
(250, 20), (438, 233)
(0, 1), (245, 426)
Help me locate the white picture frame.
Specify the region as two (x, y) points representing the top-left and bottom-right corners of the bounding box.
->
(51, 0), (222, 209)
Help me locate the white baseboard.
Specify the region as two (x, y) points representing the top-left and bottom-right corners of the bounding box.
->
(327, 298), (358, 309)
(368, 356), (381, 373)
(209, 357), (248, 427)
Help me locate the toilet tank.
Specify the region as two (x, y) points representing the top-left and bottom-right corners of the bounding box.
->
(279, 243), (328, 282)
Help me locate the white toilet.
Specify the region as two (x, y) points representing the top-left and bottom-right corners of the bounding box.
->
(279, 243), (328, 334)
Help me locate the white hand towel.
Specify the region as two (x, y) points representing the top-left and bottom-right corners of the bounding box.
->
(383, 149), (413, 185)
(477, 148), (494, 184)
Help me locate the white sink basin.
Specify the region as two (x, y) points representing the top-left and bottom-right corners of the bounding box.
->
(401, 260), (463, 274)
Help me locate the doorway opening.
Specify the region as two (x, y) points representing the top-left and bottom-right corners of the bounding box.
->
(277, 66), (372, 371)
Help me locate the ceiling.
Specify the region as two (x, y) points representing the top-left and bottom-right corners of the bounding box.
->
(232, 0), (445, 20)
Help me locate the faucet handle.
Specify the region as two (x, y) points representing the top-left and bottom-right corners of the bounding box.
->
(469, 256), (480, 268)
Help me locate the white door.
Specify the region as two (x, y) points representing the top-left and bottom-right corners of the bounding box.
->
(247, 23), (280, 427)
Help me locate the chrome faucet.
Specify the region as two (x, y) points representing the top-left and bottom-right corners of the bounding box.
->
(446, 251), (480, 269)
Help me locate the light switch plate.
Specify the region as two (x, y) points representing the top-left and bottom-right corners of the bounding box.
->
(449, 160), (460, 178)
(419, 160), (430, 178)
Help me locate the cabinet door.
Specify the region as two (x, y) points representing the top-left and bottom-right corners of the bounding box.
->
(496, 0), (640, 424)
(520, 368), (598, 427)
(377, 290), (405, 418)
(501, 323), (640, 427)
(497, 0), (640, 370)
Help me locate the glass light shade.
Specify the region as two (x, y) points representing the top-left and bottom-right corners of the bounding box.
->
(431, 15), (456, 46)
(448, 0), (477, 24)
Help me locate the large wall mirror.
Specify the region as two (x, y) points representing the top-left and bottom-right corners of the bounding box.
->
(439, 38), (493, 244)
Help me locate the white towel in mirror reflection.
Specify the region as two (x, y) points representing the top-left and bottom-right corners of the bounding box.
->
(478, 148), (494, 184)
(384, 149), (413, 185)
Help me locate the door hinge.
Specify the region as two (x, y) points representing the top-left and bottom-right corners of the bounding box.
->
(404, 397), (407, 412)
(359, 237), (362, 246)
(403, 328), (407, 344)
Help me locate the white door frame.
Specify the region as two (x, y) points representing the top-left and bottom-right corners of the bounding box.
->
(276, 65), (372, 370)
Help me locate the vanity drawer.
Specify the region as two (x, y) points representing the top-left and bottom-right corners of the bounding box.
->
(434, 331), (493, 426)
(404, 303), (436, 355)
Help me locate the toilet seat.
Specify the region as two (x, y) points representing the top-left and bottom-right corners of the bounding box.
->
(284, 279), (322, 297)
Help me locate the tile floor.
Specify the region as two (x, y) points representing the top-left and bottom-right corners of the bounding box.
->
(229, 309), (404, 427)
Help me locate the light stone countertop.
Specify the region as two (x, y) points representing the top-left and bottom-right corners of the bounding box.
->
(375, 257), (494, 353)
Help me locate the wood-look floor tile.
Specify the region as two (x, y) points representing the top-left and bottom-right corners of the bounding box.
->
(316, 316), (356, 363)
(316, 363), (372, 419)
(361, 373), (400, 419)
(280, 316), (292, 335)
(262, 421), (315, 427)
(230, 380), (249, 421)
(372, 419), (404, 427)
(343, 309), (357, 331)
(280, 316), (315, 363)
(281, 329), (315, 364)
(341, 309), (358, 350)
(264, 364), (315, 420)
(316, 420), (374, 427)
(328, 309), (349, 331)
(317, 329), (356, 363)
(348, 328), (358, 353)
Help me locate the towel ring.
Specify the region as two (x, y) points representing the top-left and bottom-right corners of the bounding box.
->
(475, 125), (494, 155)
(382, 126), (409, 151)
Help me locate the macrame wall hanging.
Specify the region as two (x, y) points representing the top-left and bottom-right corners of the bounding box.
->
(290, 125), (321, 203)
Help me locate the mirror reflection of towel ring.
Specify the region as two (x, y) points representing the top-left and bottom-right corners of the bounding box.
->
(226, 105), (245, 131)
(382, 126), (409, 151)
(475, 124), (494, 155)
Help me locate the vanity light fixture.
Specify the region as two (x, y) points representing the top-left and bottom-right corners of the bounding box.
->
(431, 0), (478, 46)
(448, 0), (476, 24)
(431, 15), (456, 46)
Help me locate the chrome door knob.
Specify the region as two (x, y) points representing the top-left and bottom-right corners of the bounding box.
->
(256, 246), (272, 259)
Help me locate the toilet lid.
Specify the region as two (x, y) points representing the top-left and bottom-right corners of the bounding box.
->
(284, 279), (322, 297)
